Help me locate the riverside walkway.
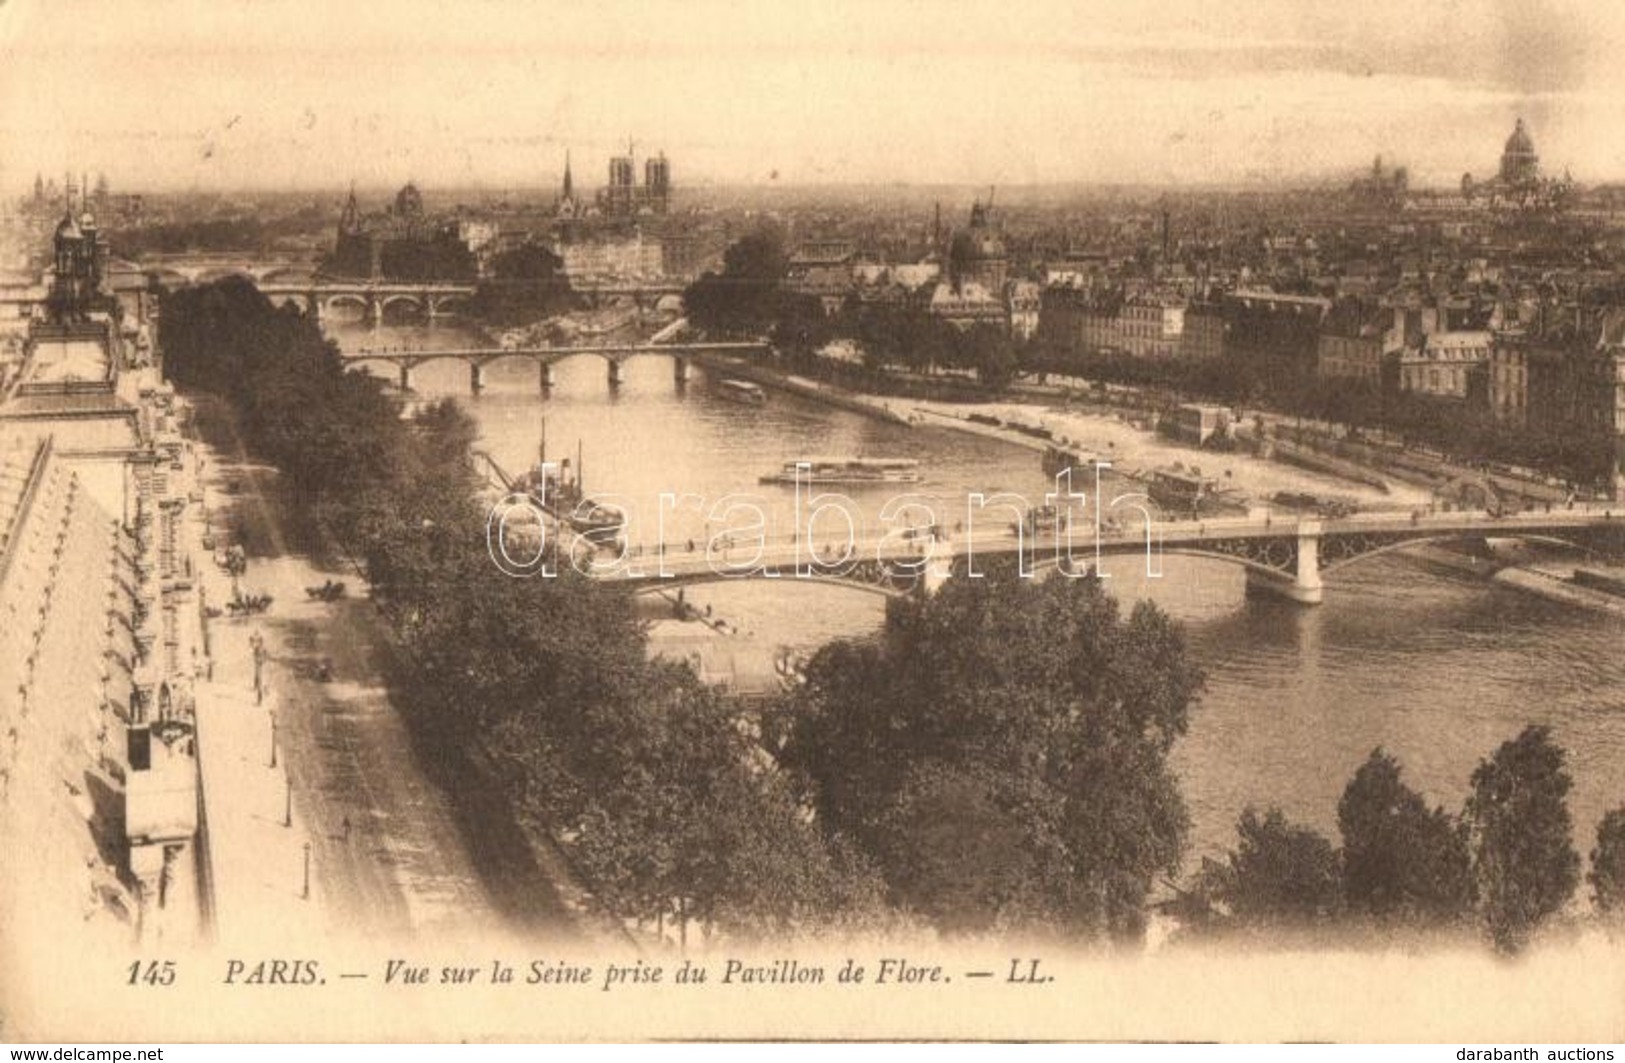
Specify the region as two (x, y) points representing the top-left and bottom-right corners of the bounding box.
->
(189, 473), (328, 944)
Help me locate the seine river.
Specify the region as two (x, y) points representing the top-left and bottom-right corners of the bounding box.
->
(330, 320), (1625, 863)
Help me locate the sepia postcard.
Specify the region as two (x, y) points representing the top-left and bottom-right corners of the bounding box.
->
(1, 0), (1624, 1045)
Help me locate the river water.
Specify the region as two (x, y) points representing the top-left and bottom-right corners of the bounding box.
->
(330, 319), (1625, 865)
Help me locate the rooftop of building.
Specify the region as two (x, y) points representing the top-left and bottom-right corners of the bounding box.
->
(1424, 330), (1492, 346)
(1228, 287), (1332, 308)
(928, 279), (1000, 306)
(0, 439), (143, 948)
(22, 336), (111, 385)
(1321, 298), (1396, 339)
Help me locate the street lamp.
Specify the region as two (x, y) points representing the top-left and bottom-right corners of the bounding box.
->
(269, 709), (278, 769)
(302, 841), (311, 900)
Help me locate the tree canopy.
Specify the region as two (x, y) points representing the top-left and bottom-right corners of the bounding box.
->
(1337, 748), (1472, 925)
(1200, 807), (1343, 929)
(781, 566), (1204, 939)
(1588, 807), (1625, 918)
(1464, 726), (1579, 953)
(684, 227), (789, 336)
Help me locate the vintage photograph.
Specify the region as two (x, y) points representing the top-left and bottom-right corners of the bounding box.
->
(1, 0), (1624, 1045)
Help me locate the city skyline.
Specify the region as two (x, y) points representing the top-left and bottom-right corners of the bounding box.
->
(5, 0), (1625, 193)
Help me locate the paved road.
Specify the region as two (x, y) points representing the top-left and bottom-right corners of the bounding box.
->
(190, 396), (580, 942)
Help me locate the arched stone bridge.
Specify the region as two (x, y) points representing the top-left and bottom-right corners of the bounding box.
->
(257, 280), (478, 325)
(570, 281), (687, 312)
(594, 507), (1625, 606)
(253, 278), (687, 323)
(340, 341), (771, 392)
(139, 253), (314, 286)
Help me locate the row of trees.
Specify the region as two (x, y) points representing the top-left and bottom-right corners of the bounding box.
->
(1315, 383), (1618, 485)
(839, 303), (1021, 388)
(1191, 727), (1625, 953)
(106, 202), (337, 258)
(1027, 343), (1619, 487)
(108, 217), (270, 258)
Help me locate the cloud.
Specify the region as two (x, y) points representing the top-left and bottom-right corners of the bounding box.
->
(0, 0), (1616, 188)
(1056, 2), (1593, 97)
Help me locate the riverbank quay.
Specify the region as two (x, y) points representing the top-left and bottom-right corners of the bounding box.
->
(1016, 368), (1592, 505)
(1388, 539), (1625, 613)
(1261, 425), (1580, 507)
(1494, 564), (1625, 616)
(178, 414), (350, 943)
(761, 350), (1588, 515)
(1256, 436), (1393, 493)
(189, 626), (330, 941)
(180, 394), (532, 942)
(910, 401), (1419, 511)
(1480, 546), (1625, 617)
(182, 392), (606, 944)
(691, 351), (915, 425)
(716, 349), (1435, 506)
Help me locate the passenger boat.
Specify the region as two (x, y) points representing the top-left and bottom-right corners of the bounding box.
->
(1144, 468), (1222, 520)
(717, 378), (768, 405)
(1146, 466), (1242, 519)
(758, 456), (923, 486)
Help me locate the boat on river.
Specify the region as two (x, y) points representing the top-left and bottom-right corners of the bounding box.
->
(717, 379), (768, 405)
(486, 422), (627, 546)
(758, 456), (923, 486)
(1042, 444), (1097, 478)
(1145, 466), (1245, 519)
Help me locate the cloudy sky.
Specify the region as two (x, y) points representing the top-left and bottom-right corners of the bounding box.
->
(2, 0), (1623, 192)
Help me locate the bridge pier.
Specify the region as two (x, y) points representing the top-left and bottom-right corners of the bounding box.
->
(469, 362), (486, 394)
(1244, 521), (1324, 605)
(539, 361), (555, 391)
(607, 359), (623, 388)
(398, 364), (414, 392)
(673, 356), (690, 385)
(368, 297), (382, 327)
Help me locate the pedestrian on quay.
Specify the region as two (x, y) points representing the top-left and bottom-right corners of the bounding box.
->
(342, 816), (352, 843)
(250, 631), (267, 702)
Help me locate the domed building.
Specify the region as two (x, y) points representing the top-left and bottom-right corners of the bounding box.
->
(1460, 117), (1569, 210)
(393, 181), (425, 222)
(947, 196), (1008, 292)
(1499, 117), (1540, 186)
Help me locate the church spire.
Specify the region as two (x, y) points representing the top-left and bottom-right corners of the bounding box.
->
(562, 150), (573, 201)
(339, 181), (360, 234)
